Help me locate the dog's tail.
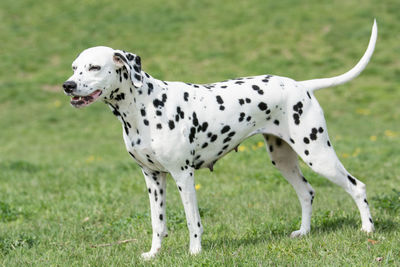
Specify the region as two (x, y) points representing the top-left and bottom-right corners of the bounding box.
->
(297, 19), (377, 92)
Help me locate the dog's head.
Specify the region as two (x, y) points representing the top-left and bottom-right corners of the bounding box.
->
(63, 46), (143, 108)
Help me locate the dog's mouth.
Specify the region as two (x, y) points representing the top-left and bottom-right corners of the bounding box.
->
(70, 90), (102, 108)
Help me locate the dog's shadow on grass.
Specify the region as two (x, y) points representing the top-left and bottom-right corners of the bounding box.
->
(203, 216), (398, 250)
(312, 215), (398, 234)
(371, 217), (399, 233)
(312, 216), (359, 234)
(202, 234), (273, 250)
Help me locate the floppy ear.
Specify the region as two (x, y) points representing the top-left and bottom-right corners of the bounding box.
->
(113, 50), (143, 88)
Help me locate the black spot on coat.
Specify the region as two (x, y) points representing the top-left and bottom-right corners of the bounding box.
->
(168, 120), (175, 130)
(221, 125), (230, 134)
(258, 102), (268, 111)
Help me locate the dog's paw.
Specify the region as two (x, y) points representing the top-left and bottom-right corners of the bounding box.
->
(290, 229), (309, 238)
(141, 251), (158, 260)
(190, 248), (201, 255)
(361, 224), (375, 234)
(189, 245), (202, 255)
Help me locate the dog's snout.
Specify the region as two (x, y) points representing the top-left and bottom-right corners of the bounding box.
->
(63, 81), (77, 94)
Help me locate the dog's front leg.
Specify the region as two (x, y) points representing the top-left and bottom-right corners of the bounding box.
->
(141, 169), (167, 260)
(171, 169), (203, 255)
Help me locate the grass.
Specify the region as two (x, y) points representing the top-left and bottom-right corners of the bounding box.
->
(0, 0), (399, 265)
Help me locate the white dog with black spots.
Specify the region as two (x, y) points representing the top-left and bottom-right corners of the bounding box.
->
(63, 20), (377, 259)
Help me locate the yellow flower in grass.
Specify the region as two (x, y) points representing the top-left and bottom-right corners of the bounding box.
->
(356, 108), (370, 115)
(341, 153), (350, 159)
(195, 184), (201, 190)
(53, 100), (61, 108)
(85, 155), (95, 163)
(384, 130), (396, 138)
(369, 135), (377, 141)
(257, 141), (264, 148)
(238, 145), (246, 152)
(352, 148), (361, 157)
(85, 155), (103, 163)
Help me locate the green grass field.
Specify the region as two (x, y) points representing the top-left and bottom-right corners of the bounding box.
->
(1, 0), (399, 265)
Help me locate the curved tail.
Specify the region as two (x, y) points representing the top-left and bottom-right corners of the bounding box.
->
(298, 19), (377, 91)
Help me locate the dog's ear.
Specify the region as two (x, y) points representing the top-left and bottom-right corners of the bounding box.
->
(113, 50), (143, 88)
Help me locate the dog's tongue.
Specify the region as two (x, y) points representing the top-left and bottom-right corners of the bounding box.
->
(90, 90), (102, 99)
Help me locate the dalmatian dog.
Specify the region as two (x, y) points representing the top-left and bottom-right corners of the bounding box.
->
(63, 20), (377, 259)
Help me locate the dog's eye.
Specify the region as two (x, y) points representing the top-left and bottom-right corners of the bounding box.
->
(89, 65), (101, 71)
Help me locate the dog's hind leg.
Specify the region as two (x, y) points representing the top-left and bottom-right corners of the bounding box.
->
(285, 102), (374, 233)
(263, 134), (315, 237)
(141, 169), (168, 259)
(295, 138), (374, 233)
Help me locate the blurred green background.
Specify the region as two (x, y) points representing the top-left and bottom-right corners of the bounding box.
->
(0, 0), (399, 265)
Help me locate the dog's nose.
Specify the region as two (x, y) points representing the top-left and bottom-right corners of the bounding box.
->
(63, 81), (77, 94)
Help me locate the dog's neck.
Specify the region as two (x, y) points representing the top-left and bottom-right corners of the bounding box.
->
(103, 71), (166, 139)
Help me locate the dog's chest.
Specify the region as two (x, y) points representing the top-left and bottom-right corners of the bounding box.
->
(109, 102), (165, 170)
(122, 130), (166, 170)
